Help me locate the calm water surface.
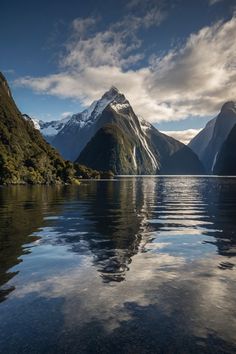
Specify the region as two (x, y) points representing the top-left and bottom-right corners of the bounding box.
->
(0, 177), (236, 353)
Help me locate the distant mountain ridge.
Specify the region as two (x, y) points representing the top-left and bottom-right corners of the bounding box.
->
(23, 114), (71, 143)
(32, 86), (204, 175)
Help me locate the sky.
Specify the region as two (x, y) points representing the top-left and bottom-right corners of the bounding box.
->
(1, 0), (236, 143)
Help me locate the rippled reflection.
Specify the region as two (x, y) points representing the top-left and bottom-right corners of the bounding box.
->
(0, 177), (236, 353)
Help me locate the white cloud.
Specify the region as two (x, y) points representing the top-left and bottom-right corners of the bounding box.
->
(147, 16), (236, 118)
(61, 7), (165, 71)
(61, 111), (73, 118)
(71, 16), (98, 37)
(161, 129), (201, 145)
(209, 0), (223, 5)
(16, 15), (236, 123)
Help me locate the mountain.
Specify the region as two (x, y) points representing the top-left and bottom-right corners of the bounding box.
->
(52, 87), (130, 161)
(77, 123), (204, 175)
(23, 114), (71, 143)
(189, 101), (236, 172)
(77, 124), (138, 174)
(28, 86), (203, 175)
(0, 72), (75, 184)
(188, 117), (217, 161)
(160, 145), (206, 175)
(213, 124), (236, 175)
(68, 87), (204, 175)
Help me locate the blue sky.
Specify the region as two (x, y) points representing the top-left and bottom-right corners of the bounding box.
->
(1, 0), (235, 142)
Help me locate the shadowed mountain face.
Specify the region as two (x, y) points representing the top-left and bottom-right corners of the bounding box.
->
(0, 73), (73, 184)
(77, 124), (136, 174)
(188, 117), (217, 161)
(160, 146), (205, 175)
(51, 87), (204, 175)
(214, 124), (236, 175)
(189, 101), (236, 173)
(77, 122), (204, 175)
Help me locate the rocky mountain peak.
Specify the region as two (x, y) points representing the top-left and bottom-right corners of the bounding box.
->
(100, 86), (127, 106)
(220, 101), (236, 113)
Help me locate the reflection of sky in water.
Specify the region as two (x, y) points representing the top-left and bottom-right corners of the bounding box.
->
(0, 177), (236, 353)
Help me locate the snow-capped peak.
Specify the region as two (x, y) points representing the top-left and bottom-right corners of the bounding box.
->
(101, 86), (120, 100)
(65, 87), (127, 129)
(23, 87), (127, 140)
(26, 87), (134, 141)
(23, 114), (71, 138)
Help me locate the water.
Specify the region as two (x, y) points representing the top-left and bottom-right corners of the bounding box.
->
(0, 177), (236, 354)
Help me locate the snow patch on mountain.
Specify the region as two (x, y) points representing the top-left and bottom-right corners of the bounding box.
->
(30, 118), (41, 130)
(23, 114), (42, 130)
(110, 102), (130, 112)
(41, 116), (71, 137)
(138, 116), (151, 132)
(132, 146), (137, 171)
(212, 151), (218, 172)
(130, 114), (158, 170)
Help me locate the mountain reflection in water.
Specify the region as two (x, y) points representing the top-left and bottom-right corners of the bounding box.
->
(0, 177), (236, 353)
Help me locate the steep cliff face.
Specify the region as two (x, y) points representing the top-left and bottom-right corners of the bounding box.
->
(77, 124), (136, 175)
(188, 117), (217, 161)
(214, 124), (236, 176)
(204, 102), (236, 172)
(0, 72), (74, 184)
(189, 102), (236, 172)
